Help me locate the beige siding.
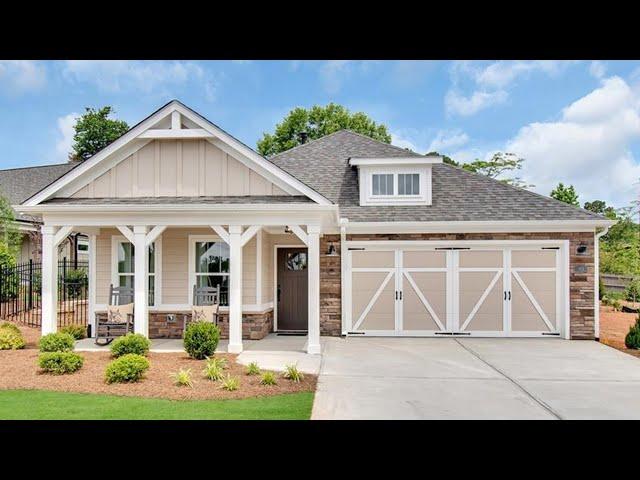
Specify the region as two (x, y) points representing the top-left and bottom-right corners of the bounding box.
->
(262, 232), (273, 303)
(243, 237), (256, 304)
(70, 140), (289, 198)
(95, 228), (117, 304)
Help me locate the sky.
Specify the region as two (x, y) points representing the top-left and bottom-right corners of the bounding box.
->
(0, 59), (639, 209)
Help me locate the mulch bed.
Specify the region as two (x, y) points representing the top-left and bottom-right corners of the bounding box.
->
(0, 322), (316, 401)
(599, 305), (640, 359)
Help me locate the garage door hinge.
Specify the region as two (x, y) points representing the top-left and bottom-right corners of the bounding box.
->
(435, 247), (471, 250)
(348, 247), (365, 251)
(541, 247), (560, 250)
(347, 331), (365, 335)
(542, 332), (560, 336)
(452, 332), (471, 335)
(435, 332), (453, 335)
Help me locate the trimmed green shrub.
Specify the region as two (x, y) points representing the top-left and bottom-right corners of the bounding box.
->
(38, 351), (83, 374)
(110, 333), (150, 357)
(0, 321), (21, 335)
(60, 324), (87, 340)
(0, 328), (25, 350)
(105, 353), (150, 384)
(625, 315), (640, 349)
(183, 321), (220, 360)
(39, 332), (75, 352)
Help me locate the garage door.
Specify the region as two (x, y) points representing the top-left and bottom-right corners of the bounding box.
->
(347, 245), (563, 337)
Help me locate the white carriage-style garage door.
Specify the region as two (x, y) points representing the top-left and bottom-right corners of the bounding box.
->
(346, 242), (567, 338)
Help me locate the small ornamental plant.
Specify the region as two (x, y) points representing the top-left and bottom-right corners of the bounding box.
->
(202, 358), (224, 381)
(283, 364), (303, 383)
(171, 368), (194, 388)
(183, 321), (220, 359)
(110, 333), (151, 357)
(105, 354), (150, 384)
(245, 362), (261, 376)
(260, 371), (277, 386)
(38, 352), (84, 375)
(625, 316), (640, 349)
(220, 374), (239, 391)
(0, 325), (25, 350)
(60, 324), (87, 340)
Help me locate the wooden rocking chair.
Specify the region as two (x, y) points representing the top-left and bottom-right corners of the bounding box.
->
(95, 285), (134, 345)
(182, 285), (221, 334)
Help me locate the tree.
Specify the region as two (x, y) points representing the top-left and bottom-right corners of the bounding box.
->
(426, 151), (459, 166)
(257, 103), (391, 157)
(461, 152), (533, 189)
(70, 106), (129, 161)
(584, 200), (617, 219)
(550, 182), (579, 207)
(0, 194), (21, 262)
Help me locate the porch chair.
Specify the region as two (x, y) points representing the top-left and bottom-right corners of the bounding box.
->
(95, 284), (134, 345)
(183, 285), (221, 334)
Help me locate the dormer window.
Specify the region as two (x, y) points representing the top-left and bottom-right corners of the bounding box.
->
(350, 156), (442, 206)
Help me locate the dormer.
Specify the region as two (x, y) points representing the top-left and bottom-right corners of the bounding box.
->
(349, 154), (443, 206)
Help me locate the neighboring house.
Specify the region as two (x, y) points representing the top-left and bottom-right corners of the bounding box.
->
(0, 163), (88, 265)
(16, 100), (613, 354)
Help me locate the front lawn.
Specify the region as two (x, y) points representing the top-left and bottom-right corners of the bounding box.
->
(0, 389), (314, 420)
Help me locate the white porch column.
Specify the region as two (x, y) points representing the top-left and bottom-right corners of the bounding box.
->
(307, 225), (321, 354)
(133, 225), (148, 336)
(88, 234), (97, 338)
(228, 225), (243, 353)
(41, 225), (58, 335)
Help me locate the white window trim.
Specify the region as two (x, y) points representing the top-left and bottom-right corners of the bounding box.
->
(359, 165), (431, 206)
(187, 234), (230, 306)
(111, 234), (162, 306)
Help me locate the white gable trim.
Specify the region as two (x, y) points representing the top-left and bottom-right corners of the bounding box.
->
(23, 100), (331, 207)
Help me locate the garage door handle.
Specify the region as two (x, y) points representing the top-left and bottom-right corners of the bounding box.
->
(504, 291), (507, 300)
(508, 291), (511, 300)
(395, 291), (398, 300)
(399, 291), (402, 300)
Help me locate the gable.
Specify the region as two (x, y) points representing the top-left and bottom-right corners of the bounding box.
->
(22, 100), (330, 206)
(70, 139), (289, 198)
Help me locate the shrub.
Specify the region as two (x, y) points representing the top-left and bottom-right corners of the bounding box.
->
(625, 279), (640, 303)
(202, 358), (224, 381)
(39, 332), (75, 352)
(260, 371), (277, 386)
(283, 364), (303, 383)
(245, 362), (260, 376)
(60, 324), (87, 340)
(171, 368), (194, 387)
(625, 316), (640, 349)
(220, 374), (239, 391)
(38, 351), (83, 374)
(110, 333), (150, 357)
(105, 353), (150, 384)
(183, 321), (220, 360)
(0, 328), (25, 350)
(0, 245), (18, 302)
(0, 321), (21, 335)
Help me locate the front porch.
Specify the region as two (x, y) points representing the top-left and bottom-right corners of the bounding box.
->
(37, 219), (328, 355)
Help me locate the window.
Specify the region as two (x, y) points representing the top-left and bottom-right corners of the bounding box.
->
(194, 240), (229, 305)
(398, 173), (420, 195)
(114, 239), (158, 306)
(286, 252), (307, 270)
(372, 173), (394, 196)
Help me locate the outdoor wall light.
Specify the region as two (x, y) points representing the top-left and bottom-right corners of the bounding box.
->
(577, 244), (588, 254)
(284, 226), (292, 234)
(327, 243), (338, 255)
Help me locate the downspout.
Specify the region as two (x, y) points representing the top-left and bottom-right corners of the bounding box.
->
(594, 225), (611, 340)
(340, 218), (348, 335)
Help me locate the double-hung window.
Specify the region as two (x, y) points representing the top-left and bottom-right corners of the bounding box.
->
(193, 240), (229, 306)
(114, 239), (158, 306)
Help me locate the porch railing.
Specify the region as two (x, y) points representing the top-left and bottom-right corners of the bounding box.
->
(0, 258), (89, 328)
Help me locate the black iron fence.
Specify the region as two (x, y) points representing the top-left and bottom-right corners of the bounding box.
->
(0, 258), (89, 328)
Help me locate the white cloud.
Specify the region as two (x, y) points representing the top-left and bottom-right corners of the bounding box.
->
(475, 60), (568, 89)
(506, 75), (640, 207)
(445, 89), (508, 116)
(55, 112), (79, 162)
(427, 129), (470, 152)
(319, 60), (353, 94)
(0, 60), (46, 95)
(589, 61), (607, 79)
(62, 60), (216, 99)
(391, 132), (420, 152)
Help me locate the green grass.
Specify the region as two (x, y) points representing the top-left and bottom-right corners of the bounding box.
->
(0, 390), (314, 420)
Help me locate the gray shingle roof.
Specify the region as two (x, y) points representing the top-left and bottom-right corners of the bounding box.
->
(41, 196), (313, 205)
(269, 130), (604, 222)
(0, 163), (78, 222)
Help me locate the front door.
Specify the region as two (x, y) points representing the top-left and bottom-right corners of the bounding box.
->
(277, 248), (308, 331)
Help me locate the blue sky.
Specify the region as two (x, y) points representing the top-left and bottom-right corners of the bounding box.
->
(0, 60), (639, 208)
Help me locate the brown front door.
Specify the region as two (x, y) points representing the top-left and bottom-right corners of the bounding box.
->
(277, 247), (308, 331)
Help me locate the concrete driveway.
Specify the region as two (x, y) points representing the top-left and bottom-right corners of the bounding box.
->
(311, 337), (640, 419)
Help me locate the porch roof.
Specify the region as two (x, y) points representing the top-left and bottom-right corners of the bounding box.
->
(40, 195), (315, 205)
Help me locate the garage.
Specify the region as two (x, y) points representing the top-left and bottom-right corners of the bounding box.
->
(345, 241), (568, 338)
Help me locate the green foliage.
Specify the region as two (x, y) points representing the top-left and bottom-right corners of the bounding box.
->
(245, 362), (261, 376)
(183, 321), (220, 359)
(599, 276), (605, 300)
(260, 371), (277, 386)
(63, 269), (88, 299)
(625, 317), (640, 349)
(601, 295), (622, 311)
(0, 327), (25, 350)
(70, 106), (129, 161)
(427, 151), (459, 166)
(104, 354), (150, 384)
(202, 360), (224, 381)
(205, 356), (227, 370)
(550, 182), (580, 207)
(171, 368), (194, 388)
(600, 208), (640, 276)
(257, 103), (391, 157)
(461, 153), (533, 189)
(60, 324), (87, 340)
(282, 364), (303, 383)
(38, 351), (83, 375)
(0, 195), (21, 260)
(0, 321), (20, 334)
(625, 279), (640, 302)
(584, 200), (617, 219)
(110, 333), (151, 358)
(220, 374), (240, 391)
(39, 332), (75, 352)
(0, 243), (19, 301)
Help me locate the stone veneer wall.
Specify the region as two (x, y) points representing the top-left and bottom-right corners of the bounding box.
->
(320, 235), (342, 336)
(148, 310), (273, 340)
(345, 232), (595, 340)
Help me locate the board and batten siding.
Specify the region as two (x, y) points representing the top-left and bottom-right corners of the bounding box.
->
(71, 139), (289, 198)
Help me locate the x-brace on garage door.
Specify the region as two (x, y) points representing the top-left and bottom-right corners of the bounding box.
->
(347, 245), (564, 337)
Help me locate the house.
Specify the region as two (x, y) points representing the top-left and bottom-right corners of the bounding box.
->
(0, 163), (87, 264)
(15, 100), (614, 354)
